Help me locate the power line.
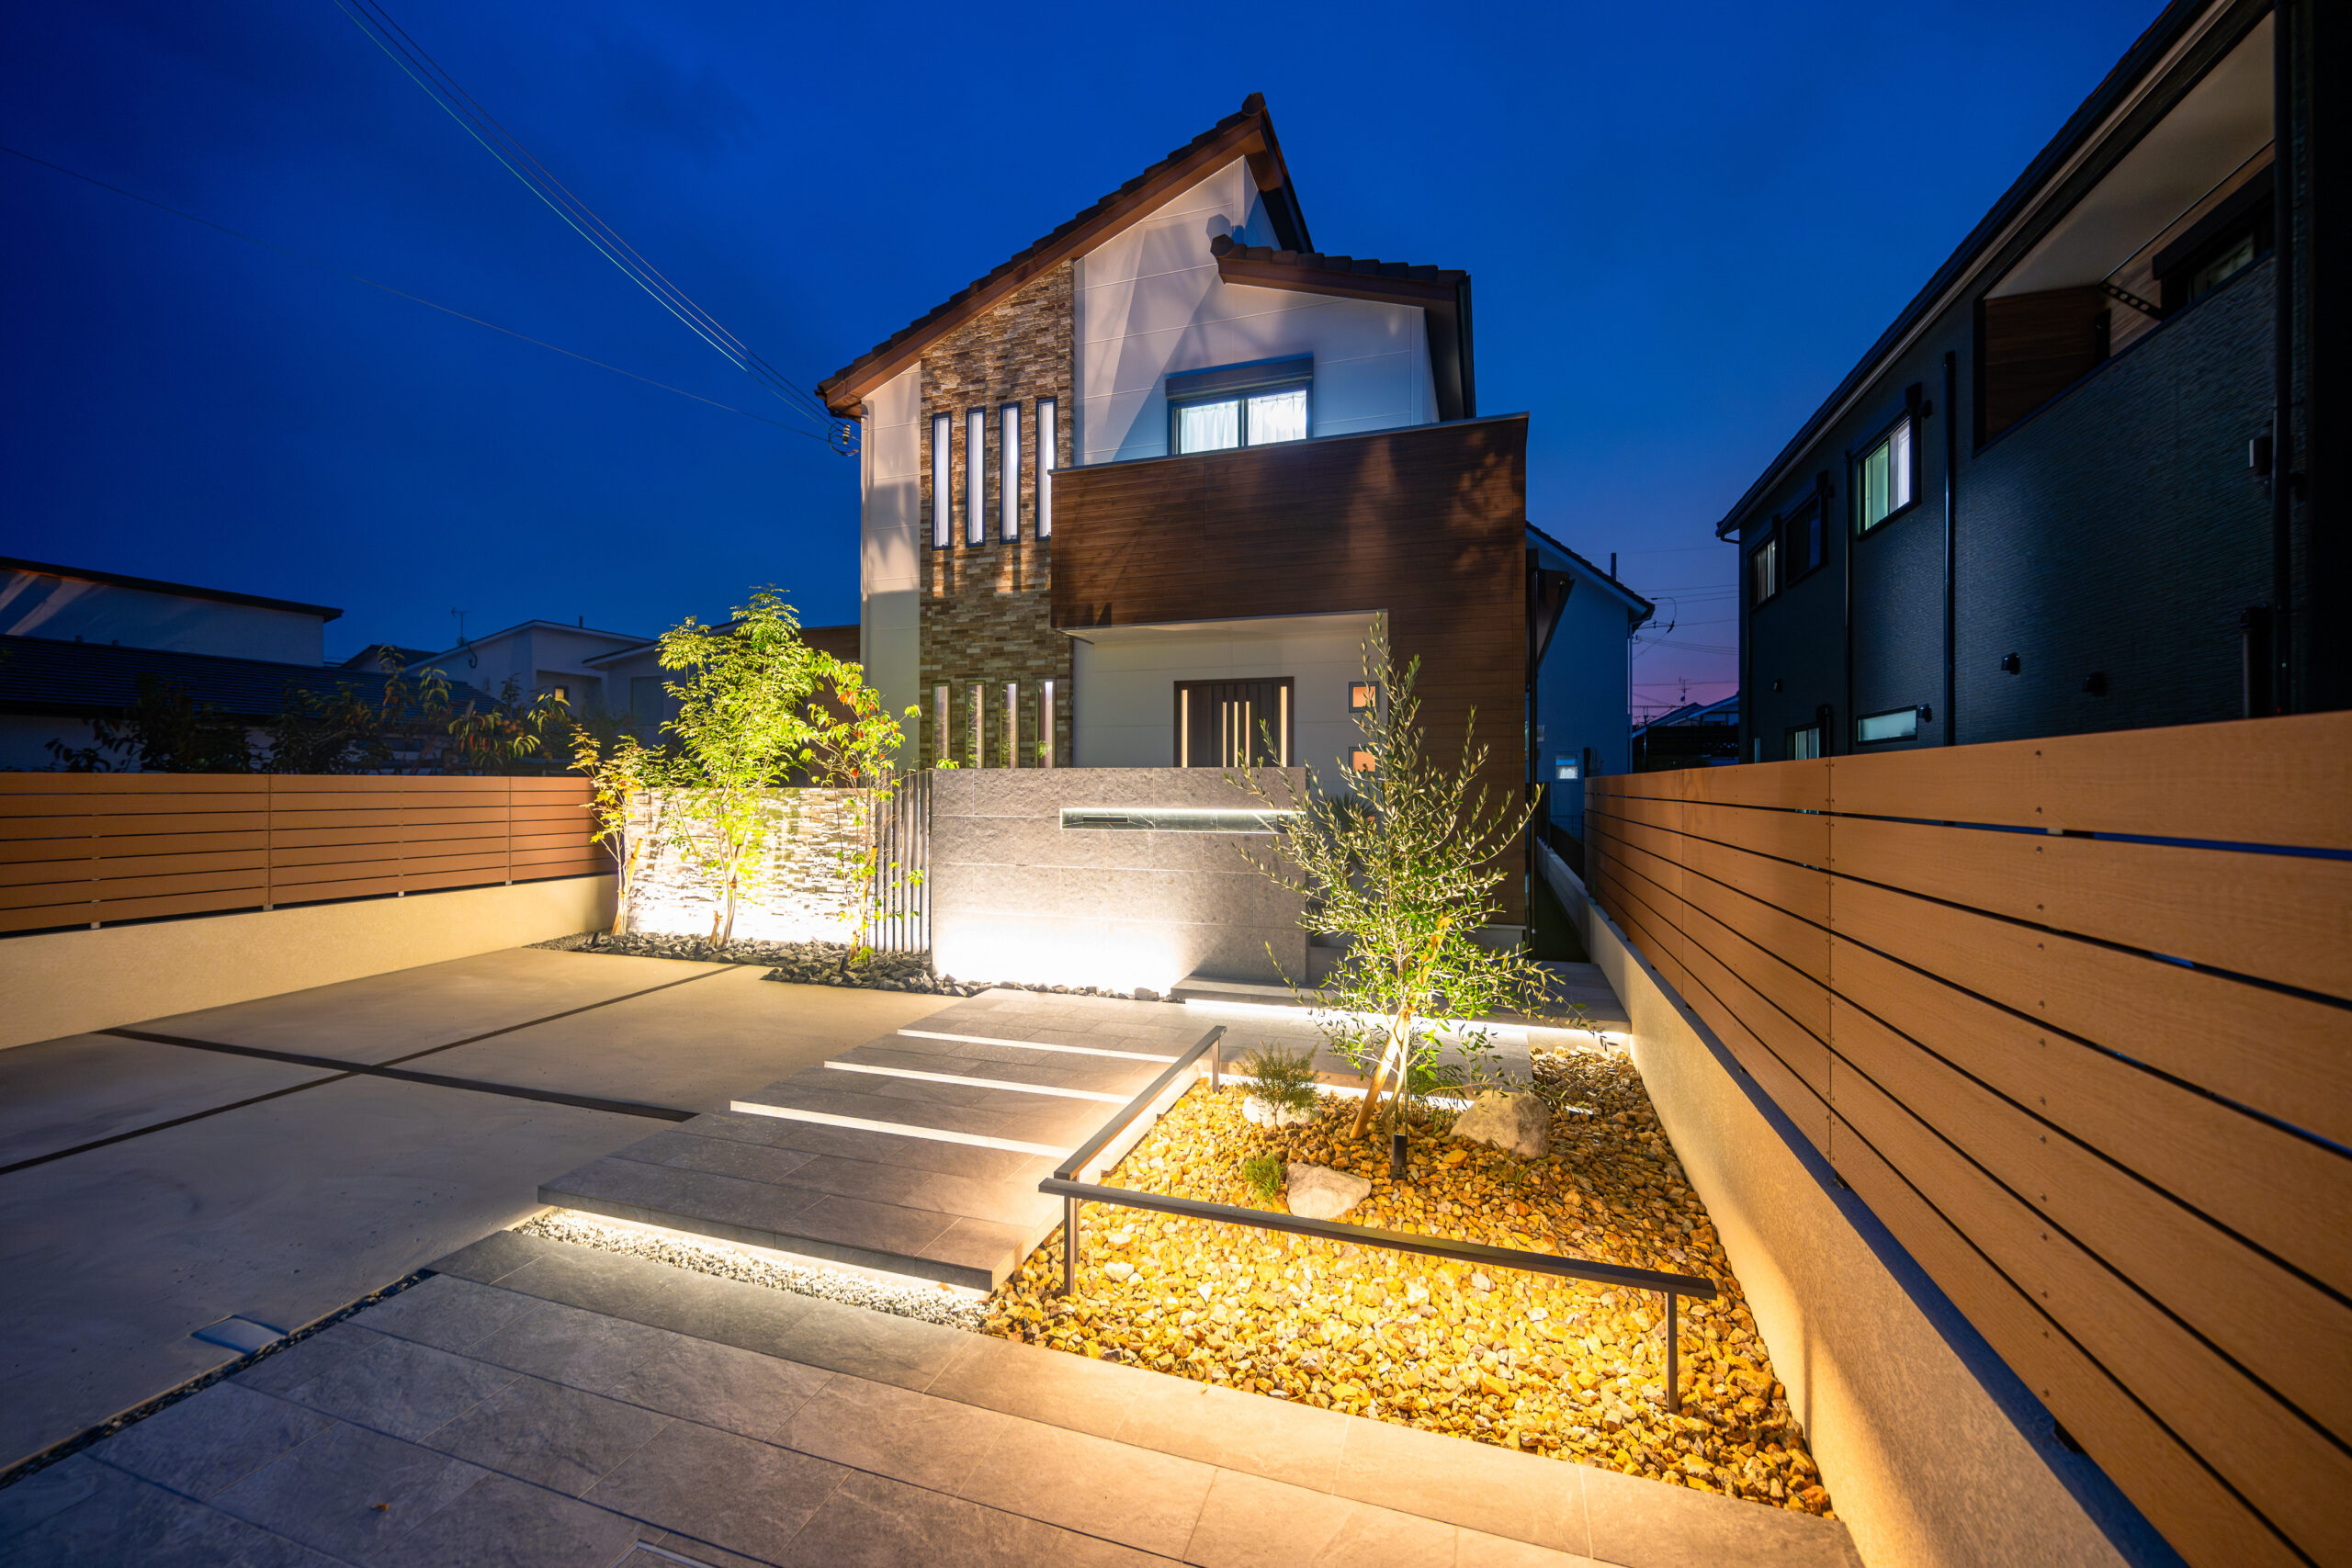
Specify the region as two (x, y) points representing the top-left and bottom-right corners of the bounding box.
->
(332, 0), (848, 447)
(3, 145), (825, 439)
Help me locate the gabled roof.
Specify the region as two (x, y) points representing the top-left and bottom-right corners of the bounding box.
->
(816, 95), (1310, 416)
(1526, 524), (1656, 624)
(401, 620), (651, 671)
(1209, 236), (1476, 421)
(0, 635), (502, 721)
(0, 556), (341, 621)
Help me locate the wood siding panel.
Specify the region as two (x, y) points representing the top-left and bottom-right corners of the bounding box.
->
(1580, 720), (2352, 1568)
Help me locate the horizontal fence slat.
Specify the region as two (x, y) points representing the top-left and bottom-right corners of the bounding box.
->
(1831, 877), (2352, 1152)
(0, 886), (264, 932)
(1825, 710), (2352, 848)
(0, 811), (273, 841)
(1829, 934), (2352, 1303)
(0, 830), (271, 864)
(1827, 1111), (2303, 1568)
(0, 773), (265, 796)
(0, 849), (267, 889)
(1830, 998), (2352, 1450)
(1600, 795), (1829, 868)
(0, 792), (267, 819)
(1828, 817), (2352, 1002)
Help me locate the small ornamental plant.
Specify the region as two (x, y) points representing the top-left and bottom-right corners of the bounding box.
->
(1238, 1151), (1283, 1201)
(1236, 1043), (1322, 1128)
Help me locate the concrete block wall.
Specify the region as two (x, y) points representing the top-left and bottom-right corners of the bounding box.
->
(930, 767), (1306, 993)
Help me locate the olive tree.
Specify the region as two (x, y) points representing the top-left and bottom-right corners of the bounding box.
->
(1236, 618), (1550, 1143)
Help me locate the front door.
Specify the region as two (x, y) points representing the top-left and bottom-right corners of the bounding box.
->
(1175, 678), (1292, 766)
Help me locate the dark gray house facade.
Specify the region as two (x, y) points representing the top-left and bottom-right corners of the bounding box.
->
(1722, 0), (2343, 759)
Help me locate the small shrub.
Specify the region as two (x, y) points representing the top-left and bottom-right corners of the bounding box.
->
(1237, 1043), (1322, 1116)
(1240, 1152), (1283, 1200)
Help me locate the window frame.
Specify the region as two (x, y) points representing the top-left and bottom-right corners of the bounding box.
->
(1785, 723), (1823, 761)
(1854, 705), (1923, 746)
(931, 413), (953, 549)
(1000, 403), (1020, 542)
(1035, 398), (1057, 538)
(1166, 357), (1314, 457)
(1748, 530), (1781, 607)
(966, 408), (987, 546)
(1777, 492), (1826, 583)
(1852, 410), (1920, 536)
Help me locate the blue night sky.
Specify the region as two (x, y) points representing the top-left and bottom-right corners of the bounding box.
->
(5, 0), (2158, 716)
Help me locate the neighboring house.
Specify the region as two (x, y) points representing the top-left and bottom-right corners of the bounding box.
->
(401, 620), (653, 716)
(339, 643), (432, 671)
(0, 637), (501, 771)
(1527, 529), (1655, 837)
(577, 622), (860, 734)
(1722, 0), (2338, 759)
(1630, 695), (1741, 772)
(0, 557), (339, 664)
(818, 93), (1544, 910)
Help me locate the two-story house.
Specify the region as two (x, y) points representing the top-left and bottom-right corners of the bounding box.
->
(1721, 0), (2337, 759)
(818, 95), (1595, 921)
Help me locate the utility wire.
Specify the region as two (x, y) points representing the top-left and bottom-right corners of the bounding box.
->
(332, 0), (846, 445)
(3, 145), (823, 439)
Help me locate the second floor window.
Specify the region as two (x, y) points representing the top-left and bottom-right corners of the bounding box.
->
(1036, 399), (1057, 537)
(1855, 415), (1915, 534)
(1750, 535), (1781, 606)
(931, 414), (952, 548)
(1167, 356), (1313, 455)
(966, 409), (987, 545)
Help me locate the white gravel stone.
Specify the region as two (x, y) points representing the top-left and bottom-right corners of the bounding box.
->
(1284, 1163), (1373, 1221)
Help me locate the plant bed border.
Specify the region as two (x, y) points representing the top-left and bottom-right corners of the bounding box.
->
(1040, 1023), (1721, 1413)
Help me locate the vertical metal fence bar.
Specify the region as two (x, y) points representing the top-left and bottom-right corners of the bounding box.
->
(1667, 1289), (1679, 1415)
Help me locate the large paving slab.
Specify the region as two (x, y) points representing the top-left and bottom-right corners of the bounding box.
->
(127, 946), (727, 1066)
(0, 1072), (652, 1472)
(0, 1225), (1869, 1567)
(407, 965), (956, 1112)
(542, 990), (1212, 1289)
(0, 1032), (332, 1169)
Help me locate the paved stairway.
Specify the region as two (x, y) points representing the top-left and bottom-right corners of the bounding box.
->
(541, 991), (1217, 1289)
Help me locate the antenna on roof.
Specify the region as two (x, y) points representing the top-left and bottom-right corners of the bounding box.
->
(452, 608), (469, 644)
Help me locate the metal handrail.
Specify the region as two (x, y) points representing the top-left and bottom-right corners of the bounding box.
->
(1038, 1023), (1720, 1413)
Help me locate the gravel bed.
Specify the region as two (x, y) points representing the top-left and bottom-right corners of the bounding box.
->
(531, 930), (1175, 1003)
(517, 1211), (989, 1330)
(982, 1043), (1835, 1517)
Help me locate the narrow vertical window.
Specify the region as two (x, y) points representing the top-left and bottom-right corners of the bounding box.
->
(1856, 415), (1916, 534)
(1003, 682), (1019, 767)
(1000, 404), (1020, 542)
(966, 410), (986, 545)
(1035, 399), (1057, 537)
(967, 682), (984, 767)
(933, 684), (949, 765)
(1038, 679), (1055, 768)
(931, 414), (951, 548)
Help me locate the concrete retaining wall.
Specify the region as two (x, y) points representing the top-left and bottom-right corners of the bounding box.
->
(930, 768), (1306, 993)
(1536, 840), (2154, 1568)
(0, 874), (615, 1051)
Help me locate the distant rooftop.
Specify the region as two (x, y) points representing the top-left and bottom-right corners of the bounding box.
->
(0, 557), (343, 622)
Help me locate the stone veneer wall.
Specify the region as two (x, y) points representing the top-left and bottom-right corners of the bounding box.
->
(622, 789), (869, 943)
(916, 263), (1075, 771)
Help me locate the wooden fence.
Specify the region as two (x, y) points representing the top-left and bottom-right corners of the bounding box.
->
(1585, 712), (2350, 1568)
(0, 773), (604, 935)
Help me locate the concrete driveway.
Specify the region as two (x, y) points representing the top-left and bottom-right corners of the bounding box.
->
(0, 948), (949, 1472)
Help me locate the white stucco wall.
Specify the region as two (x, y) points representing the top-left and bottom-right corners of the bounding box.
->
(0, 571), (329, 663)
(1074, 158), (1435, 466)
(1070, 612), (1377, 794)
(861, 365), (923, 769)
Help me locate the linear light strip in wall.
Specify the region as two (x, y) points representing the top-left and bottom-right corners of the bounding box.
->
(1000, 402), (1019, 541)
(966, 407), (986, 545)
(931, 413), (951, 548)
(1037, 399), (1057, 536)
(895, 1028), (1179, 1063)
(823, 1060), (1128, 1103)
(727, 1100), (1073, 1159)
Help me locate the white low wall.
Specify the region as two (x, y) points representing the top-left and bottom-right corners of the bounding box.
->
(0, 874), (616, 1051)
(1537, 842), (2151, 1568)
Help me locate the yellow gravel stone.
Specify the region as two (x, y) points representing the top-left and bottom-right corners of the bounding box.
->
(982, 1042), (1835, 1518)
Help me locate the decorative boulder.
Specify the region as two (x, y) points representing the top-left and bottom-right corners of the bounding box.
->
(1452, 1090), (1554, 1159)
(1284, 1163), (1372, 1221)
(1244, 1096), (1317, 1129)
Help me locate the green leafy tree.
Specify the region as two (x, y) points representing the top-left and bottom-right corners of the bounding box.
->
(1235, 618), (1551, 1145)
(656, 588), (824, 945)
(47, 676), (256, 773)
(571, 726), (664, 934)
